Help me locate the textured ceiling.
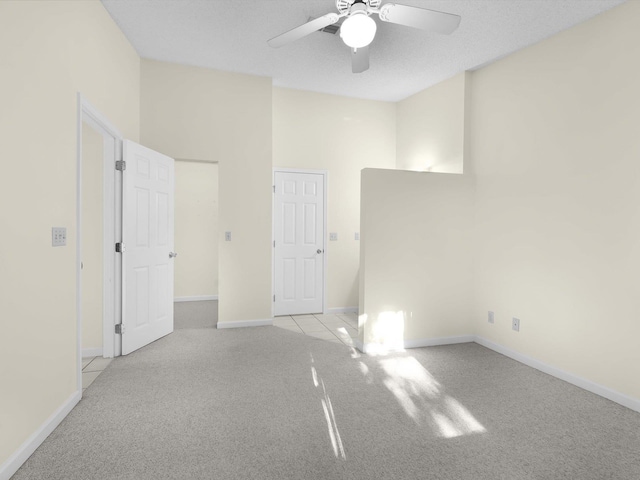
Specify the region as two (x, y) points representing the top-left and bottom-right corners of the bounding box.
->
(101, 0), (627, 102)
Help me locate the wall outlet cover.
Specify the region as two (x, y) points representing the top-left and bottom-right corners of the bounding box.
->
(512, 317), (520, 332)
(488, 311), (494, 324)
(225, 231), (231, 242)
(329, 232), (338, 241)
(354, 232), (360, 241)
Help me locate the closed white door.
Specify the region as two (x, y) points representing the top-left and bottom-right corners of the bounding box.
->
(122, 140), (175, 355)
(274, 171), (325, 316)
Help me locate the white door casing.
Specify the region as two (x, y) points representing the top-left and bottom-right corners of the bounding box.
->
(274, 171), (325, 316)
(122, 140), (175, 355)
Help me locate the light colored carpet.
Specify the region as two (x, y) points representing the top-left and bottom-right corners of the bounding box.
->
(173, 300), (217, 329)
(13, 327), (640, 479)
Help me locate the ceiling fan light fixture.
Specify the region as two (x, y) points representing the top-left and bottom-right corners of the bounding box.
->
(340, 12), (377, 49)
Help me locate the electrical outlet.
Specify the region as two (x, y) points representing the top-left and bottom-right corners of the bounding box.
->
(354, 232), (360, 241)
(329, 232), (338, 241)
(225, 231), (231, 242)
(488, 311), (494, 324)
(512, 317), (520, 332)
(52, 227), (67, 247)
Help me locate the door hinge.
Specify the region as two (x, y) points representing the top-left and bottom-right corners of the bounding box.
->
(273, 240), (275, 248)
(115, 323), (125, 335)
(115, 242), (125, 253)
(115, 160), (127, 171)
(273, 295), (275, 302)
(273, 185), (275, 193)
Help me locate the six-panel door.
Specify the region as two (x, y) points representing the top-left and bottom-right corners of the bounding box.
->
(274, 172), (324, 316)
(122, 140), (175, 355)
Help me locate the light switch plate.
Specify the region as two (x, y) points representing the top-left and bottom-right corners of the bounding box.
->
(52, 227), (67, 247)
(329, 233), (338, 241)
(225, 231), (231, 242)
(354, 232), (360, 241)
(488, 311), (494, 324)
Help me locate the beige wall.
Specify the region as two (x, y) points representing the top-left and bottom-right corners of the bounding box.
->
(360, 169), (475, 351)
(396, 72), (467, 174)
(470, 0), (640, 400)
(174, 161), (218, 298)
(81, 122), (104, 351)
(273, 88), (396, 309)
(141, 60), (272, 323)
(0, 0), (140, 468)
(359, 0), (640, 403)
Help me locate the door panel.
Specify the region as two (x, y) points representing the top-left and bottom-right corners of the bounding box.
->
(122, 140), (175, 355)
(274, 171), (324, 316)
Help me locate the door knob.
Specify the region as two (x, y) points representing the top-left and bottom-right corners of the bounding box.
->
(169, 252), (178, 258)
(316, 249), (323, 254)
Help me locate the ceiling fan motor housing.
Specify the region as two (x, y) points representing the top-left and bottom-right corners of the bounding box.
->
(336, 0), (381, 14)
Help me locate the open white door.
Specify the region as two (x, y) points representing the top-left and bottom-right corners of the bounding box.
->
(121, 140), (175, 355)
(274, 171), (325, 316)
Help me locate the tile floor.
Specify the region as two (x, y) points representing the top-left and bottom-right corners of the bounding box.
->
(273, 312), (359, 346)
(81, 356), (112, 391)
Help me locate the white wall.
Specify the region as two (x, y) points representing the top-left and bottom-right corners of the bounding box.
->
(396, 72), (468, 174)
(0, 0), (140, 469)
(81, 121), (104, 351)
(273, 88), (396, 309)
(359, 169), (475, 352)
(141, 60), (272, 323)
(174, 160), (218, 298)
(470, 0), (640, 400)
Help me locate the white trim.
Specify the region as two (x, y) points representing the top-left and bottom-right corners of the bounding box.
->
(327, 307), (358, 315)
(174, 295), (218, 302)
(217, 318), (273, 329)
(405, 335), (475, 349)
(358, 335), (474, 354)
(81, 347), (103, 358)
(77, 94), (124, 365)
(353, 333), (640, 412)
(76, 94), (83, 394)
(0, 391), (81, 480)
(474, 336), (640, 414)
(272, 168), (328, 316)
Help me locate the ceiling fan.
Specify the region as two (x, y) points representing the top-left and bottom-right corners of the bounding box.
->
(268, 0), (461, 73)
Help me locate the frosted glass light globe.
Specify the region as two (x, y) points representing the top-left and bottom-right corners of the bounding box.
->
(340, 13), (377, 49)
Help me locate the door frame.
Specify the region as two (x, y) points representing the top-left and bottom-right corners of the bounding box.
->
(272, 168), (328, 317)
(76, 94), (123, 393)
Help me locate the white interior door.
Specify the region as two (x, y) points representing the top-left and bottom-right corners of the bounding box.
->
(122, 140), (175, 355)
(274, 171), (325, 316)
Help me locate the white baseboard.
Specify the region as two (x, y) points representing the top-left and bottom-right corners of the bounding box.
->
(81, 347), (103, 358)
(355, 332), (639, 413)
(327, 307), (358, 315)
(174, 295), (218, 302)
(217, 318), (273, 329)
(405, 335), (475, 349)
(474, 336), (640, 414)
(358, 335), (474, 354)
(0, 391), (81, 480)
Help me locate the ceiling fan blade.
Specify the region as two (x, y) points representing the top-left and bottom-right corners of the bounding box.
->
(268, 13), (340, 48)
(378, 3), (461, 34)
(352, 46), (370, 73)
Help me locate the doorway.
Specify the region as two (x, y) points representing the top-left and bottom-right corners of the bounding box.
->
(77, 95), (123, 393)
(273, 169), (327, 316)
(76, 95), (177, 393)
(80, 119), (109, 358)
